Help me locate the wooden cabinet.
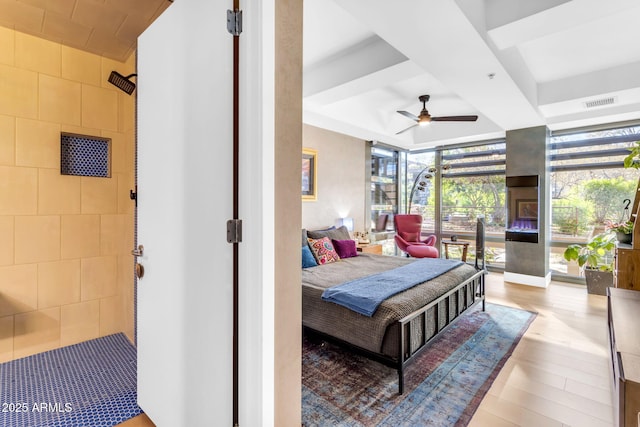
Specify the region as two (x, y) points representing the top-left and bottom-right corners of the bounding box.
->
(615, 244), (640, 291)
(608, 288), (640, 426)
(615, 177), (640, 291)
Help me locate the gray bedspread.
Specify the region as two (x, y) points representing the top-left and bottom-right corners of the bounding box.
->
(302, 253), (478, 355)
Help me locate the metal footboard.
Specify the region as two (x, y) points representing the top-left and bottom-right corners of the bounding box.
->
(396, 269), (486, 394)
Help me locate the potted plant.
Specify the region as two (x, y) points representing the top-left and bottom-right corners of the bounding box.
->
(563, 232), (616, 295)
(605, 219), (634, 244)
(623, 140), (640, 169)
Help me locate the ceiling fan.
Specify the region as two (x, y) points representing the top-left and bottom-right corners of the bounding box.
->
(396, 95), (478, 135)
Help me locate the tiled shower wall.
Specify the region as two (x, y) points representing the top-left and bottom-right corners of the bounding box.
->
(0, 27), (135, 362)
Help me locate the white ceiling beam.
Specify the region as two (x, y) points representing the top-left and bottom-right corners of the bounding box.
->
(338, 0), (543, 132)
(488, 0), (640, 50)
(303, 35), (407, 98)
(484, 0), (571, 31)
(304, 60), (424, 107)
(539, 61), (640, 106)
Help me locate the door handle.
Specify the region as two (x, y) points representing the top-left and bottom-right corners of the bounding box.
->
(131, 245), (144, 257)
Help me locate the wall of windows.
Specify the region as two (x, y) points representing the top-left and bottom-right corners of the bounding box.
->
(550, 125), (640, 278)
(406, 141), (506, 267)
(370, 146), (398, 232)
(375, 122), (640, 279)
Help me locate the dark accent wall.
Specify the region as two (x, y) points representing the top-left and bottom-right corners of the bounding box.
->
(505, 126), (551, 280)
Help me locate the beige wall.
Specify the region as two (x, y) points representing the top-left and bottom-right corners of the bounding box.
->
(0, 28), (135, 362)
(301, 124), (367, 233)
(274, 0), (303, 424)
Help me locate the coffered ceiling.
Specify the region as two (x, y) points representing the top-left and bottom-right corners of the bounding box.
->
(0, 0), (172, 62)
(1, 0), (638, 150)
(304, 0), (640, 149)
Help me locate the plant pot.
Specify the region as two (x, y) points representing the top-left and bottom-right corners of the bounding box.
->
(616, 231), (632, 244)
(584, 269), (613, 296)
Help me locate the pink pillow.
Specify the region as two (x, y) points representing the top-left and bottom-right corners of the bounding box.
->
(307, 237), (341, 265)
(332, 239), (358, 259)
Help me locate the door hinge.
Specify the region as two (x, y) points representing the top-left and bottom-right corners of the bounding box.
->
(227, 9), (242, 36)
(227, 219), (243, 243)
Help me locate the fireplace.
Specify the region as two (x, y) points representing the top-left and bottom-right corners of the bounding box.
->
(505, 175), (539, 243)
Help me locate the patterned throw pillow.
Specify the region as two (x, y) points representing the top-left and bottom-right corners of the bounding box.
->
(307, 237), (341, 265)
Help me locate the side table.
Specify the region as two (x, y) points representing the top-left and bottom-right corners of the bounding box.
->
(441, 240), (470, 262)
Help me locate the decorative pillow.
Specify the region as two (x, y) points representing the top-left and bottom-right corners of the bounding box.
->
(307, 225), (351, 241)
(302, 245), (318, 268)
(302, 229), (308, 247)
(332, 239), (358, 259)
(307, 237), (341, 265)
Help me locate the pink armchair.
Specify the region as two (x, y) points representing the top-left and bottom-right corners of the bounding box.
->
(394, 214), (439, 258)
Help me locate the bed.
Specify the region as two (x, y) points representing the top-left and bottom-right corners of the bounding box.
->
(302, 220), (486, 394)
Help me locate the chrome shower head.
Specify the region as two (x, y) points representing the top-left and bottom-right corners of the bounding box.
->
(108, 71), (137, 95)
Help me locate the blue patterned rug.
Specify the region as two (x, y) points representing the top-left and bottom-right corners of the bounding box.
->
(0, 333), (141, 427)
(302, 303), (536, 426)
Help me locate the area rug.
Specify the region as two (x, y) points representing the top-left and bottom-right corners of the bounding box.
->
(0, 333), (141, 427)
(302, 303), (536, 426)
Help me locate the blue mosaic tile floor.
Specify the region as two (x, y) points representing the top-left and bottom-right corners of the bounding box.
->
(0, 333), (142, 427)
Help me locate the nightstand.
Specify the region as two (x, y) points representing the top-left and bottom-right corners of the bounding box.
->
(356, 243), (382, 255)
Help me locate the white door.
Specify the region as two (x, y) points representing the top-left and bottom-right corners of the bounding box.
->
(136, 0), (234, 425)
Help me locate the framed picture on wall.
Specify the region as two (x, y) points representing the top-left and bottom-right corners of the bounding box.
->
(302, 148), (317, 201)
(516, 199), (538, 220)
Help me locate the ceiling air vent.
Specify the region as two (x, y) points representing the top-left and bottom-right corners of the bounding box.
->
(584, 97), (616, 109)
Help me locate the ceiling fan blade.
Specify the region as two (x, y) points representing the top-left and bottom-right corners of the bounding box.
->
(395, 123), (418, 135)
(397, 110), (420, 122)
(431, 115), (478, 122)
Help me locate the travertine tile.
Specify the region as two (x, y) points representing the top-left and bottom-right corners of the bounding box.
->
(100, 214), (133, 255)
(0, 264), (37, 317)
(61, 45), (101, 86)
(61, 214), (101, 259)
(81, 256), (117, 301)
(0, 64), (38, 118)
(13, 307), (61, 359)
(0, 26), (14, 66)
(0, 315), (14, 363)
(14, 215), (61, 264)
(38, 74), (82, 126)
(0, 166), (38, 215)
(60, 300), (100, 346)
(15, 31), (61, 76)
(116, 172), (135, 215)
(15, 118), (60, 168)
(81, 84), (118, 131)
(81, 176), (118, 214)
(0, 216), (14, 266)
(99, 295), (123, 336)
(0, 114), (15, 166)
(37, 259), (81, 309)
(105, 130), (128, 174)
(38, 169), (81, 215)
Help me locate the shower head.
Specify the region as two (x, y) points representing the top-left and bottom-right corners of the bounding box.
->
(108, 71), (137, 95)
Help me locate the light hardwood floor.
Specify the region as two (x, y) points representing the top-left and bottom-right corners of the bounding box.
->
(119, 272), (614, 426)
(470, 272), (613, 427)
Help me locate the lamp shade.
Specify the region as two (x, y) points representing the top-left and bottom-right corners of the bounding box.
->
(335, 217), (354, 232)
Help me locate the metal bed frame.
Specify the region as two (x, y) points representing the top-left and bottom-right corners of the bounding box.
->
(305, 269), (485, 394)
(304, 218), (488, 394)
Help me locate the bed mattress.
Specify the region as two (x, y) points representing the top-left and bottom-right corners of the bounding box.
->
(302, 253), (479, 355)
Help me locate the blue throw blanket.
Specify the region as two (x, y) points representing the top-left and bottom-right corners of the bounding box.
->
(321, 258), (463, 316)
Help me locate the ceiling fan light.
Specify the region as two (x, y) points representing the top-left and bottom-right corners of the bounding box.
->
(418, 119), (430, 126)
